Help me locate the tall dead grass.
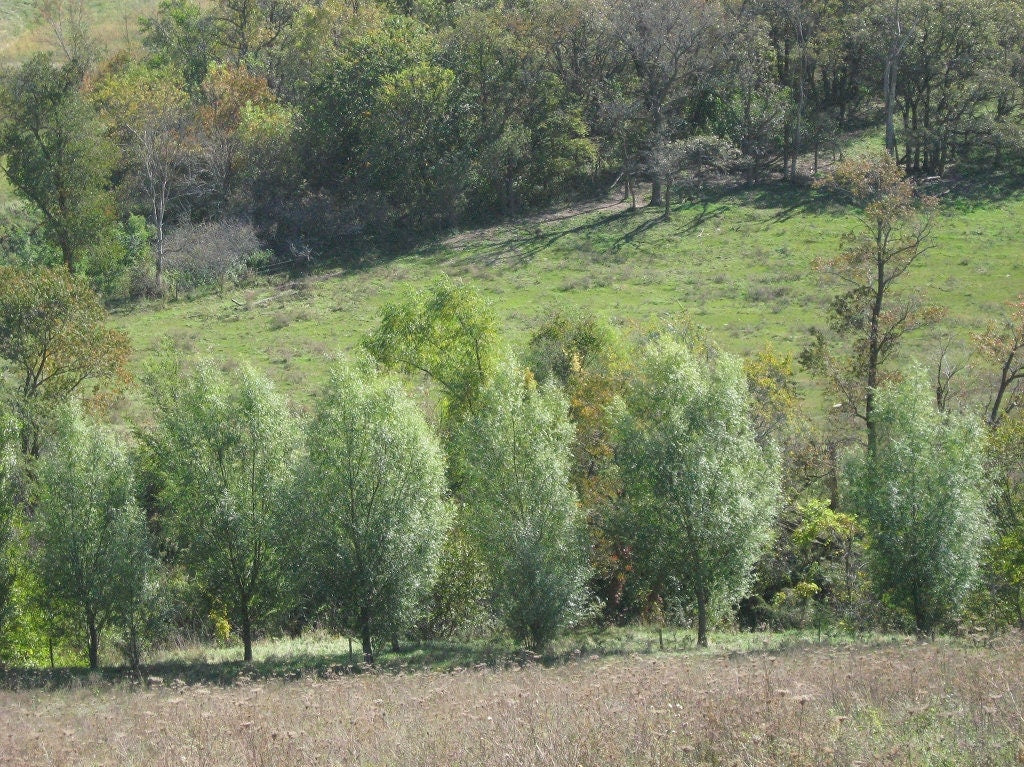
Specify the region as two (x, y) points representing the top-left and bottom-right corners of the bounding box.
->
(3, 638), (1023, 766)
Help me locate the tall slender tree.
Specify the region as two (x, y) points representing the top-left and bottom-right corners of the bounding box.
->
(614, 335), (780, 647)
(293, 362), (448, 663)
(844, 371), (990, 633)
(802, 151), (941, 454)
(456, 360), (590, 651)
(148, 360), (295, 662)
(30, 407), (153, 669)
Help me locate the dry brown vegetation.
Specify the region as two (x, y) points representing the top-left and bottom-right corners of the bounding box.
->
(3, 638), (1024, 766)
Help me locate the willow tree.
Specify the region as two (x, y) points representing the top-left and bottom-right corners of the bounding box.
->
(148, 360), (295, 662)
(294, 362), (448, 663)
(844, 371), (990, 634)
(456, 360), (590, 651)
(614, 335), (780, 647)
(0, 405), (19, 645)
(364, 277), (502, 425)
(30, 407), (152, 669)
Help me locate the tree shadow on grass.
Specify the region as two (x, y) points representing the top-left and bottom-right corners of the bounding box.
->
(438, 207), (641, 271)
(930, 169), (1024, 212)
(441, 194), (736, 266)
(0, 630), (694, 691)
(0, 639), (545, 691)
(0, 630), (928, 692)
(266, 168), (1024, 289)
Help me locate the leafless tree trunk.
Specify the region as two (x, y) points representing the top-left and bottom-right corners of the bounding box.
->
(882, 0), (909, 157)
(122, 107), (205, 294)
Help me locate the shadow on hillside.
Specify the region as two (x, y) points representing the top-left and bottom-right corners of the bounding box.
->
(440, 207), (640, 271)
(937, 169), (1024, 211)
(437, 181), (842, 268)
(193, 170), (1022, 293)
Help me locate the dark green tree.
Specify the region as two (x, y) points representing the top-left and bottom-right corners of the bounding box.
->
(0, 54), (118, 276)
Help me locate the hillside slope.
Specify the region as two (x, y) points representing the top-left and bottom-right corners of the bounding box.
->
(0, 1), (157, 63)
(116, 183), (1024, 398)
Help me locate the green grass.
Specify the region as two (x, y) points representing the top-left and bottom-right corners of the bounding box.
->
(115, 180), (1024, 404)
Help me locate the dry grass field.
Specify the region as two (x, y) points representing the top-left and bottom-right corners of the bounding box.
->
(2, 638), (1023, 766)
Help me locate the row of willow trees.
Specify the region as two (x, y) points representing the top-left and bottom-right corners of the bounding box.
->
(3, 149), (1024, 668)
(4, 0), (1024, 296)
(0, 316), (998, 670)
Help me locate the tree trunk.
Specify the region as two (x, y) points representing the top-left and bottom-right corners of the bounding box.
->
(152, 192), (166, 294)
(155, 227), (164, 294)
(696, 591), (709, 648)
(884, 51), (900, 156)
(391, 634), (400, 654)
(989, 352), (1018, 426)
(59, 235), (76, 275)
(866, 238), (885, 455)
(792, 25), (806, 184)
(241, 608), (253, 663)
(650, 111), (665, 206)
(87, 616), (100, 670)
(360, 611), (373, 664)
(622, 135), (636, 210)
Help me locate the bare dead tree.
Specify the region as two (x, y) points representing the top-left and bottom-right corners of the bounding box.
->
(99, 74), (208, 293)
(977, 297), (1024, 426)
(932, 336), (972, 413)
(35, 0), (96, 70)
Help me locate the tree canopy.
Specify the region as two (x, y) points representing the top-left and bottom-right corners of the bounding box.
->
(844, 370), (990, 633)
(293, 361), (448, 662)
(614, 335), (780, 647)
(147, 359), (296, 662)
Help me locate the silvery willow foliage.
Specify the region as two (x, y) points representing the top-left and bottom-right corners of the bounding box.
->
(613, 336), (780, 647)
(845, 370), (991, 633)
(149, 361), (296, 662)
(30, 407), (152, 669)
(457, 360), (590, 650)
(295, 363), (448, 662)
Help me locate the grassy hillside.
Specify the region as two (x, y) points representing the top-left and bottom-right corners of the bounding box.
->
(116, 182), (1024, 401)
(0, 0), (158, 64)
